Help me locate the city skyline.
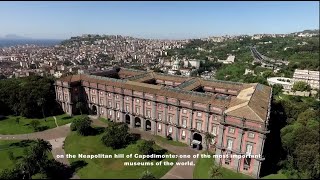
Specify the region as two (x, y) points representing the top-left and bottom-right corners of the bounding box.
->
(0, 1), (319, 40)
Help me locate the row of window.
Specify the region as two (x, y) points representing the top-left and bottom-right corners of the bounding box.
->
(157, 125), (187, 140)
(58, 94), (69, 102)
(228, 127), (255, 139)
(92, 99), (209, 118)
(86, 91), (224, 117)
(225, 143), (253, 170)
(90, 98), (215, 119)
(100, 108), (121, 118)
(226, 139), (254, 155)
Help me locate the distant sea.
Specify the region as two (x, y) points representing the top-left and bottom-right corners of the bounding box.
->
(0, 39), (63, 48)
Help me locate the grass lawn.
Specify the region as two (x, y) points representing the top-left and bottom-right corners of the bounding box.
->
(64, 131), (178, 179)
(0, 114), (82, 135)
(98, 117), (111, 125)
(261, 173), (288, 179)
(153, 135), (188, 147)
(0, 140), (53, 172)
(193, 152), (252, 179)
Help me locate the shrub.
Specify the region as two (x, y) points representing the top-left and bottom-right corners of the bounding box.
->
(30, 120), (40, 131)
(101, 122), (131, 149)
(70, 116), (92, 136)
(140, 170), (156, 179)
(138, 140), (155, 156)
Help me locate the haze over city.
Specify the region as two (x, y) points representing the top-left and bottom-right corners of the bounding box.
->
(0, 1), (319, 40)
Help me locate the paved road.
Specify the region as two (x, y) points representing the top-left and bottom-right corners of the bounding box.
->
(0, 123), (71, 141)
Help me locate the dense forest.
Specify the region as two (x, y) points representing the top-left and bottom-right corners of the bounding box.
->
(261, 95), (320, 179)
(0, 75), (63, 118)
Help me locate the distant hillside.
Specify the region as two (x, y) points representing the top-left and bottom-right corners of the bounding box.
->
(3, 34), (27, 39)
(292, 29), (319, 34)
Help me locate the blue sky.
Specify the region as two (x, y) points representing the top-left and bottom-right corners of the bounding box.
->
(0, 1), (319, 39)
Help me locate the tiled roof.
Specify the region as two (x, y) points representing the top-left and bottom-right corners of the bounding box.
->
(225, 83), (272, 122)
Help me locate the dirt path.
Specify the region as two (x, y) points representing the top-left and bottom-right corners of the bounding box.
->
(0, 123), (80, 179)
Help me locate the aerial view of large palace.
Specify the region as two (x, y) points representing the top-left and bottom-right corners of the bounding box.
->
(55, 67), (272, 177)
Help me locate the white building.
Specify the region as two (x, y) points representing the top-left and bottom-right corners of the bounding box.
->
(168, 58), (181, 75)
(54, 71), (63, 78)
(293, 69), (320, 89)
(244, 69), (255, 75)
(267, 77), (293, 90)
(183, 59), (201, 69)
(217, 55), (235, 64)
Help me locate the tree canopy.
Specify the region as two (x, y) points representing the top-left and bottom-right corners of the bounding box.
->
(0, 139), (73, 179)
(0, 75), (63, 117)
(101, 122), (132, 149)
(70, 116), (93, 136)
(292, 81), (311, 92)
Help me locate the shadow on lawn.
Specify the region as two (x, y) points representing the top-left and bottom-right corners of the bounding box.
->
(36, 126), (49, 131)
(10, 139), (35, 147)
(0, 115), (7, 121)
(44, 159), (75, 179)
(129, 133), (141, 144)
(70, 160), (88, 172)
(87, 127), (106, 136)
(62, 116), (72, 120)
(148, 149), (168, 161)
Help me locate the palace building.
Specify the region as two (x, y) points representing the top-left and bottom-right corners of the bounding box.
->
(54, 67), (272, 178)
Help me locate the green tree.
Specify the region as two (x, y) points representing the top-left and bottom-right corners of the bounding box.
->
(30, 120), (40, 131)
(292, 81), (311, 92)
(140, 170), (156, 179)
(272, 84), (283, 96)
(152, 68), (164, 73)
(0, 75), (61, 118)
(101, 122), (131, 149)
(76, 101), (84, 115)
(37, 98), (46, 121)
(262, 70), (274, 78)
(280, 119), (319, 179)
(70, 116), (92, 136)
(208, 164), (222, 179)
(297, 109), (319, 125)
(0, 167), (24, 179)
(204, 132), (216, 152)
(12, 104), (19, 116)
(0, 74), (6, 80)
(138, 140), (155, 156)
(0, 139), (73, 179)
(8, 151), (15, 161)
(15, 117), (20, 124)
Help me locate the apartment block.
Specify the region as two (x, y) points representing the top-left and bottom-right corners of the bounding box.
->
(293, 69), (320, 89)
